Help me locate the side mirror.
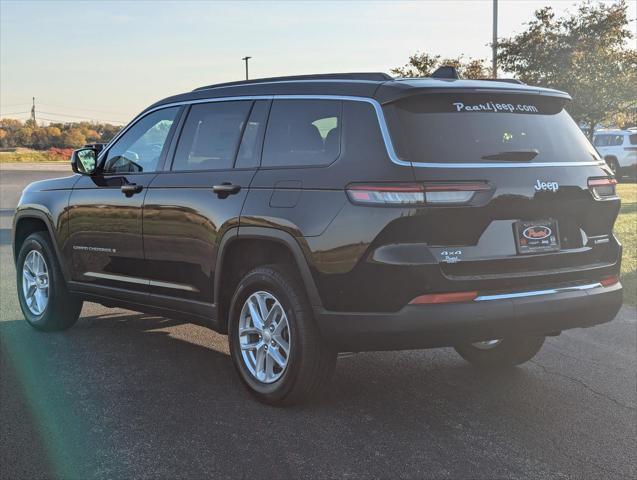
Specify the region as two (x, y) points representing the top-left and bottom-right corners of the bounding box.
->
(71, 147), (98, 175)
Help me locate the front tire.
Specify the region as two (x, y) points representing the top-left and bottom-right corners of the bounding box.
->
(16, 232), (83, 331)
(454, 335), (545, 369)
(228, 265), (336, 406)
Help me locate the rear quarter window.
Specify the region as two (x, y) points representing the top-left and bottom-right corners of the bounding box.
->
(262, 100), (342, 167)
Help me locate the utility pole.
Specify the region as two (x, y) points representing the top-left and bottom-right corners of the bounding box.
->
(242, 56), (252, 80)
(492, 0), (498, 78)
(30, 97), (36, 124)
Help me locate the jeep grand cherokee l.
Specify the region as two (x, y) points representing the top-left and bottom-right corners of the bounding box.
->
(13, 72), (623, 405)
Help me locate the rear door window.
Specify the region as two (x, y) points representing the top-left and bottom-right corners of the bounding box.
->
(262, 100), (342, 167)
(172, 101), (252, 171)
(630, 134), (637, 145)
(383, 93), (598, 164)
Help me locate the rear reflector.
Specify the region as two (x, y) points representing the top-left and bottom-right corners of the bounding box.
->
(600, 275), (620, 287)
(346, 182), (489, 206)
(409, 291), (478, 305)
(588, 177), (617, 199)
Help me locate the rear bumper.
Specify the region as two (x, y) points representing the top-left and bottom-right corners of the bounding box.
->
(315, 282), (623, 352)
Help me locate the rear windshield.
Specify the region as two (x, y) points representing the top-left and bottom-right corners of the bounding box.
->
(383, 93), (599, 164)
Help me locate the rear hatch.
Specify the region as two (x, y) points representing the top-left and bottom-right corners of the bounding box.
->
(381, 91), (621, 289)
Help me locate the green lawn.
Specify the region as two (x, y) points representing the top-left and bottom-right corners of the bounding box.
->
(616, 182), (636, 305)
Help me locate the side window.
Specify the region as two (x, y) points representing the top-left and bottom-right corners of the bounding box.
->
(103, 107), (179, 174)
(235, 101), (270, 169)
(172, 101), (252, 171)
(262, 100), (342, 167)
(630, 134), (637, 145)
(613, 135), (624, 146)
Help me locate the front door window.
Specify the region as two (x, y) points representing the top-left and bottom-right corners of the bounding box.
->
(103, 107), (179, 174)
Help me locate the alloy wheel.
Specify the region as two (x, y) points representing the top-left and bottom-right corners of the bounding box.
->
(22, 250), (49, 316)
(238, 291), (291, 383)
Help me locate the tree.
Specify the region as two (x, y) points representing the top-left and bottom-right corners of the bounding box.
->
(391, 52), (489, 79)
(61, 128), (87, 148)
(0, 118), (121, 149)
(498, 0), (637, 138)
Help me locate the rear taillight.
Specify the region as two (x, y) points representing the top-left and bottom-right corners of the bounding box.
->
(346, 184), (425, 205)
(346, 182), (490, 206)
(588, 177), (617, 199)
(423, 183), (491, 204)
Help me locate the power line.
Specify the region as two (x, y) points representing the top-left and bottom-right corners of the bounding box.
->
(39, 102), (125, 116)
(0, 111), (30, 116)
(0, 103), (31, 108)
(36, 111), (126, 124)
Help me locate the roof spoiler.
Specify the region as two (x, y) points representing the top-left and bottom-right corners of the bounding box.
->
(430, 66), (525, 85)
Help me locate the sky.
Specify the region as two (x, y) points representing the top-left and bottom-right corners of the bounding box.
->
(1, 0), (635, 124)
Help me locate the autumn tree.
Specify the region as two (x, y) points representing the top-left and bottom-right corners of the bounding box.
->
(391, 52), (489, 79)
(498, 0), (637, 138)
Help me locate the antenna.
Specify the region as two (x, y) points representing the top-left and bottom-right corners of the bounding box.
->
(431, 66), (459, 79)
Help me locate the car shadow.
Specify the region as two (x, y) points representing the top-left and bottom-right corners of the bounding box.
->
(0, 311), (631, 479)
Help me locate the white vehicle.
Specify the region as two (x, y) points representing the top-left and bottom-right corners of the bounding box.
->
(593, 128), (637, 178)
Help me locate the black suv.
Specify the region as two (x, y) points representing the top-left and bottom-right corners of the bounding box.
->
(13, 72), (623, 405)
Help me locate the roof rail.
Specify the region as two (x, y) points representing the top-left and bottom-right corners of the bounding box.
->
(194, 72), (394, 91)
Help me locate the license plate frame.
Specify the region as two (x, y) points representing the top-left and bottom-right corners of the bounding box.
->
(514, 219), (560, 254)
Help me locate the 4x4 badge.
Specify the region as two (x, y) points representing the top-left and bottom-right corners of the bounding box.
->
(534, 180), (559, 192)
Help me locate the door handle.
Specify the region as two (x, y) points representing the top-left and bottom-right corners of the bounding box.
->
(213, 183), (241, 197)
(121, 183), (143, 196)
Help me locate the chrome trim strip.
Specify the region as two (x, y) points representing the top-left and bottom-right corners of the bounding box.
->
(84, 272), (199, 292)
(103, 95), (604, 170)
(149, 279), (199, 293)
(474, 282), (602, 302)
(85, 271), (147, 285)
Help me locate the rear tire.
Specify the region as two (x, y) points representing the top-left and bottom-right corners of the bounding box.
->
(228, 264), (336, 406)
(16, 232), (83, 331)
(454, 335), (545, 369)
(606, 157), (620, 179)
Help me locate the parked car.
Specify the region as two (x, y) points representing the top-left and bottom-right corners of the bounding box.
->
(593, 128), (637, 178)
(13, 72), (623, 405)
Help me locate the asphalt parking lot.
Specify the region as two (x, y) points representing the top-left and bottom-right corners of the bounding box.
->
(1, 167), (635, 480)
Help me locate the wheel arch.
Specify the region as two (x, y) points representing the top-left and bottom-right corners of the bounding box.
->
(214, 227), (323, 333)
(13, 210), (70, 281)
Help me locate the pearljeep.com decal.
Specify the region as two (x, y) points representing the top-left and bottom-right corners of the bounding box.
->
(453, 101), (539, 113)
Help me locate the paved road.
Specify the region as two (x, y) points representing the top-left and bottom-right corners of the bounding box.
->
(1, 168), (635, 480)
